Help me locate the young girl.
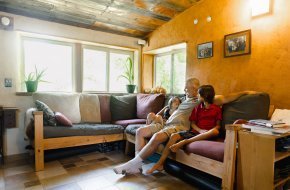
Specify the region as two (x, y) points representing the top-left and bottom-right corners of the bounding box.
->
(147, 85), (222, 174)
(146, 96), (181, 126)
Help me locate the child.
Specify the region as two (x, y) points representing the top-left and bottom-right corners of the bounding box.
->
(146, 96), (181, 126)
(147, 85), (222, 174)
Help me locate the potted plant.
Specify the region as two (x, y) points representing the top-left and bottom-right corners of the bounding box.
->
(118, 57), (136, 93)
(25, 66), (46, 92)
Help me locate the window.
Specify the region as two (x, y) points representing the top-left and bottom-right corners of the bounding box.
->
(82, 47), (133, 92)
(83, 48), (107, 91)
(20, 35), (137, 93)
(22, 38), (73, 92)
(155, 50), (186, 94)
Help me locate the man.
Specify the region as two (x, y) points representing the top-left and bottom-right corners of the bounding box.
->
(114, 78), (254, 175)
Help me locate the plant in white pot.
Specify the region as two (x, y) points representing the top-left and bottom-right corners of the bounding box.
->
(25, 66), (46, 92)
(118, 57), (136, 93)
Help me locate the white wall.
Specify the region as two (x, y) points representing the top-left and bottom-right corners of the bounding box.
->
(0, 11), (141, 155)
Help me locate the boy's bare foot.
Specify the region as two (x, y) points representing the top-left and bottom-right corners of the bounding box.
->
(170, 143), (183, 152)
(146, 163), (164, 174)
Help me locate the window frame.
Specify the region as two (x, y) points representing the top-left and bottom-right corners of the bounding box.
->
(154, 48), (186, 94)
(20, 36), (75, 92)
(82, 45), (134, 93)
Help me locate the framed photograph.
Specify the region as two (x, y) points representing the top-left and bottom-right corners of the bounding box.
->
(197, 41), (213, 59)
(224, 30), (251, 57)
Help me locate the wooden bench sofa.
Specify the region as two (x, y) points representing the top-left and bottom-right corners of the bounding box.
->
(124, 93), (270, 190)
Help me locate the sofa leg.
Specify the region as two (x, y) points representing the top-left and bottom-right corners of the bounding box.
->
(35, 146), (44, 171)
(222, 128), (238, 190)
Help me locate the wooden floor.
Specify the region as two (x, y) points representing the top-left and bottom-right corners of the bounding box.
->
(0, 150), (198, 190)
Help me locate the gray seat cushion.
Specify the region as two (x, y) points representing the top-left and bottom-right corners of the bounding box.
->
(44, 124), (124, 138)
(125, 124), (145, 135)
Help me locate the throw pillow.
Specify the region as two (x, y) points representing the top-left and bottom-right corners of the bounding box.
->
(55, 112), (73, 127)
(110, 95), (137, 121)
(98, 95), (111, 123)
(35, 100), (57, 126)
(136, 94), (165, 119)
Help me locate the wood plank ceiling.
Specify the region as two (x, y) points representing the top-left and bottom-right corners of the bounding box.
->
(0, 0), (200, 38)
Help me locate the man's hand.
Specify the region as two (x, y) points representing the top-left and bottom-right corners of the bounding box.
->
(244, 91), (260, 95)
(214, 91), (261, 106)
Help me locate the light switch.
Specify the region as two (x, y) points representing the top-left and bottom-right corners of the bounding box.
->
(4, 78), (12, 87)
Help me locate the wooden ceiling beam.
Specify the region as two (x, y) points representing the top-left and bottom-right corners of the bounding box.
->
(0, 4), (144, 37)
(40, 0), (160, 30)
(0, 1), (153, 33)
(54, 6), (154, 32)
(140, 0), (187, 12)
(0, 0), (196, 38)
(88, 0), (171, 21)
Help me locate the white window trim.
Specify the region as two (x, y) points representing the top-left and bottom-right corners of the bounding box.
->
(154, 48), (186, 94)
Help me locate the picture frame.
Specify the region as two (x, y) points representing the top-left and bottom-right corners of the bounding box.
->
(197, 41), (213, 59)
(224, 30), (251, 57)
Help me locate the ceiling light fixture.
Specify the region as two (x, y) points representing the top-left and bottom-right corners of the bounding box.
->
(193, 19), (198, 25)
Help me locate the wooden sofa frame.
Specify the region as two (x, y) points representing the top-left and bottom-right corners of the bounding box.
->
(33, 111), (124, 171)
(125, 124), (242, 190)
(34, 109), (240, 189)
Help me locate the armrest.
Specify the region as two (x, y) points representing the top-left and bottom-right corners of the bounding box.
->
(225, 124), (242, 131)
(33, 111), (43, 143)
(33, 111), (44, 171)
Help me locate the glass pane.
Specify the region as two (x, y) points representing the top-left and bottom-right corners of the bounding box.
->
(23, 40), (73, 92)
(173, 51), (186, 94)
(109, 52), (131, 92)
(83, 49), (107, 91)
(155, 55), (171, 93)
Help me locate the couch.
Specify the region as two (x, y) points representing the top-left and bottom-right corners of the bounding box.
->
(124, 93), (270, 190)
(27, 92), (270, 190)
(26, 92), (165, 171)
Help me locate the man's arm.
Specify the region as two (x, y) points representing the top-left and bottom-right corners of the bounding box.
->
(214, 91), (259, 106)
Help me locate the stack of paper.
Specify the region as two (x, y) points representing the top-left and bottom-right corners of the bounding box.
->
(242, 120), (290, 135)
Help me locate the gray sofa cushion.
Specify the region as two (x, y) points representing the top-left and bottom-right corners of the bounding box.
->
(110, 95), (137, 121)
(221, 93), (270, 136)
(125, 124), (145, 135)
(44, 124), (124, 138)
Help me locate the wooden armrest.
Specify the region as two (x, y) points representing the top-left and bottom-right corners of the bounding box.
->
(33, 111), (43, 116)
(33, 111), (44, 171)
(225, 124), (242, 131)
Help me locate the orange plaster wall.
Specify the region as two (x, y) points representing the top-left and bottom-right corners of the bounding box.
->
(143, 0), (290, 109)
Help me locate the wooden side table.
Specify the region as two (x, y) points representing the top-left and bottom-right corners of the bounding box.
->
(0, 107), (18, 164)
(237, 129), (290, 190)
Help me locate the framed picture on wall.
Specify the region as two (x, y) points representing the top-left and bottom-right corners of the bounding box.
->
(224, 30), (251, 57)
(197, 41), (213, 59)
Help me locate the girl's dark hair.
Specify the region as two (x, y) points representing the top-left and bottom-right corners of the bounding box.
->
(168, 96), (182, 108)
(198, 85), (215, 104)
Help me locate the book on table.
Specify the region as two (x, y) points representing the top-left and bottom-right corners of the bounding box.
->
(242, 121), (290, 135)
(248, 119), (286, 128)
